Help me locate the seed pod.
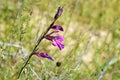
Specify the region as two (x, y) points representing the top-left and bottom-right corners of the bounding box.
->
(56, 61), (61, 67)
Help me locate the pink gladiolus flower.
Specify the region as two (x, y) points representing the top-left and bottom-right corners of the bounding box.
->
(45, 35), (64, 50)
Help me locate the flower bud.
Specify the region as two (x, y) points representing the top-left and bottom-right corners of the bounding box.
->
(54, 7), (63, 20)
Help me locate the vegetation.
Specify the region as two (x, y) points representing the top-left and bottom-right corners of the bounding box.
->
(0, 0), (120, 80)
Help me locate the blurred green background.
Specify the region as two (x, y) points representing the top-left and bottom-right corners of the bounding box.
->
(0, 0), (120, 80)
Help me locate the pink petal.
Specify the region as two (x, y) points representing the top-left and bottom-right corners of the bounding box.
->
(34, 52), (54, 61)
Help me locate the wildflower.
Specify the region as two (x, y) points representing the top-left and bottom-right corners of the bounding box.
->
(45, 35), (64, 50)
(34, 52), (54, 61)
(54, 7), (63, 20)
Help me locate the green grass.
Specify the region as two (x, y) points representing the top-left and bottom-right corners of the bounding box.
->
(0, 0), (120, 80)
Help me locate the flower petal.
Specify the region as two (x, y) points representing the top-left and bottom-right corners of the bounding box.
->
(52, 39), (58, 46)
(54, 36), (64, 42)
(34, 52), (54, 61)
(57, 43), (64, 50)
(45, 35), (64, 50)
(52, 36), (64, 46)
(52, 39), (64, 50)
(52, 25), (63, 31)
(45, 35), (64, 42)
